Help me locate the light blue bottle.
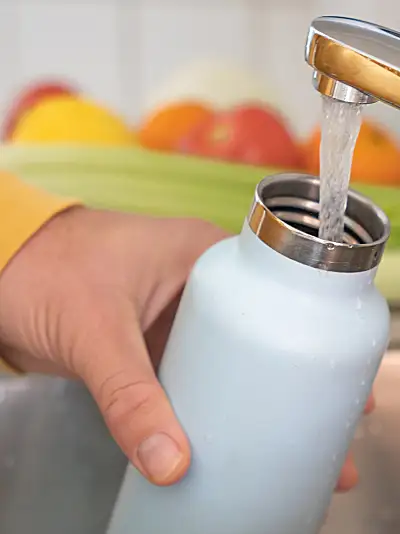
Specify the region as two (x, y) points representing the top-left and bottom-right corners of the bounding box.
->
(108, 173), (390, 534)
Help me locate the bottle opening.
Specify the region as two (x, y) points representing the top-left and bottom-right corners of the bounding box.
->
(248, 173), (390, 273)
(264, 196), (372, 245)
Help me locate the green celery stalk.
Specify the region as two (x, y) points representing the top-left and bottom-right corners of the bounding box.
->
(1, 144), (400, 300)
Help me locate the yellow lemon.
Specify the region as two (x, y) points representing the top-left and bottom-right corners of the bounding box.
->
(11, 95), (135, 146)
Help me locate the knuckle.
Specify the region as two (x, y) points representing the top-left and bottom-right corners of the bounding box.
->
(100, 374), (160, 425)
(181, 219), (229, 257)
(188, 218), (221, 236)
(195, 219), (230, 244)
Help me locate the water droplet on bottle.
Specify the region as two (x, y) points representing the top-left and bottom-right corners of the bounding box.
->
(360, 380), (366, 387)
(356, 298), (362, 310)
(330, 359), (336, 370)
(346, 421), (351, 429)
(372, 339), (377, 347)
(355, 398), (360, 405)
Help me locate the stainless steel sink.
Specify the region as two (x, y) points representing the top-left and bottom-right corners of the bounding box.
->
(0, 375), (127, 534)
(1, 352), (400, 533)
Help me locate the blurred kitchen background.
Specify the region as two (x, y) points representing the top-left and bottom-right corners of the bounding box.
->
(0, 0), (399, 138)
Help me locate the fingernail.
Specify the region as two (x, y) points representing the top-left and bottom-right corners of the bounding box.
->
(137, 433), (184, 484)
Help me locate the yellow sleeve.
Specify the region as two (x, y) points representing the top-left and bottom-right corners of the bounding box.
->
(0, 358), (19, 374)
(0, 171), (82, 271)
(0, 171), (82, 374)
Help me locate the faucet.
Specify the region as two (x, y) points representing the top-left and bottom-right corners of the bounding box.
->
(305, 16), (400, 108)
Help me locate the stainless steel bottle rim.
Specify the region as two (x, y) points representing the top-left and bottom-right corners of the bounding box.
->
(247, 173), (390, 273)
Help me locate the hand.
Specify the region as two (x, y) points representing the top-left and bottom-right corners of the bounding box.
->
(335, 391), (375, 492)
(0, 206), (370, 490)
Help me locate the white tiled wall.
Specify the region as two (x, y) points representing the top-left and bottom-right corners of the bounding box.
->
(1, 0), (400, 138)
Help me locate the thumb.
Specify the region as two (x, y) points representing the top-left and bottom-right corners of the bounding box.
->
(77, 305), (190, 486)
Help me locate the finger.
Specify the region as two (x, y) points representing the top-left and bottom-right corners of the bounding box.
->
(364, 391), (376, 415)
(144, 291), (183, 370)
(76, 302), (190, 486)
(333, 389), (375, 494)
(335, 451), (358, 492)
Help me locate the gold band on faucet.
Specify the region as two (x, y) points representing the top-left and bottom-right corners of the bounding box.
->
(306, 17), (400, 109)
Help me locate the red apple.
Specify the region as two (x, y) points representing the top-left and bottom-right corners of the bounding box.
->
(1, 80), (77, 141)
(178, 103), (304, 169)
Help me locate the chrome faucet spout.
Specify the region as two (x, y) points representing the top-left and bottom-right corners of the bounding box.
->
(305, 16), (400, 109)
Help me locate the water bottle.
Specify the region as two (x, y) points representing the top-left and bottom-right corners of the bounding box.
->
(107, 173), (390, 534)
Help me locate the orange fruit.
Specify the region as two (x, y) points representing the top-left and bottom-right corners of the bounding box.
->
(138, 101), (214, 152)
(303, 120), (400, 186)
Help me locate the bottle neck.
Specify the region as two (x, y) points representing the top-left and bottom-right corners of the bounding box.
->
(248, 174), (389, 274)
(238, 221), (377, 297)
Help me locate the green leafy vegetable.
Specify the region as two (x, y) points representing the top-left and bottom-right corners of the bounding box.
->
(1, 144), (399, 300)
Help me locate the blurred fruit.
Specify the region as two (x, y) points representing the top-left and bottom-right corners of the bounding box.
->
(11, 96), (134, 146)
(303, 120), (400, 186)
(1, 80), (77, 141)
(179, 103), (304, 169)
(138, 101), (213, 152)
(145, 60), (279, 113)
